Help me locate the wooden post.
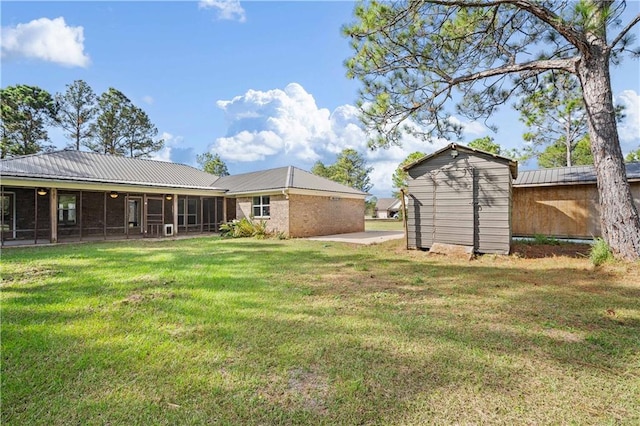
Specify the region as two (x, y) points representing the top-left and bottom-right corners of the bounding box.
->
(34, 189), (39, 244)
(143, 195), (148, 236)
(400, 188), (408, 250)
(222, 197), (227, 224)
(79, 190), (83, 241)
(103, 192), (107, 240)
(1, 186), (4, 246)
(50, 188), (57, 243)
(173, 194), (178, 236)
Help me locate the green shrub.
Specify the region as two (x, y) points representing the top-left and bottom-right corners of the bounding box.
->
(590, 238), (613, 266)
(220, 218), (273, 239)
(251, 219), (269, 239)
(532, 234), (560, 245)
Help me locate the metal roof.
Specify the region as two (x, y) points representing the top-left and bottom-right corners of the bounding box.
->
(1, 151), (367, 196)
(0, 150), (222, 190)
(215, 166), (368, 196)
(403, 143), (518, 178)
(514, 162), (640, 187)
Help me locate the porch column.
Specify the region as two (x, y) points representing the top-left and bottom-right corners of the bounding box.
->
(1, 186), (4, 246)
(223, 197), (227, 223)
(79, 190), (83, 241)
(103, 192), (107, 240)
(49, 188), (58, 243)
(172, 195), (178, 236)
(34, 189), (38, 244)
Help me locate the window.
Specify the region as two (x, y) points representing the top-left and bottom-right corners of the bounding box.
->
(58, 194), (77, 225)
(187, 199), (198, 225)
(178, 197), (199, 226)
(1, 194), (14, 232)
(128, 198), (141, 228)
(252, 196), (270, 218)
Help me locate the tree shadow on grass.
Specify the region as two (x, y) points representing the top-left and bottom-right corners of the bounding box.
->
(2, 238), (639, 424)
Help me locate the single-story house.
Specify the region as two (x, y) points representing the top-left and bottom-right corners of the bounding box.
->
(0, 151), (367, 246)
(216, 166), (366, 238)
(373, 197), (402, 219)
(403, 143), (517, 254)
(513, 162), (640, 238)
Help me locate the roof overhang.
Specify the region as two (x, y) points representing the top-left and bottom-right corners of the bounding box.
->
(0, 175), (227, 196)
(224, 187), (367, 200)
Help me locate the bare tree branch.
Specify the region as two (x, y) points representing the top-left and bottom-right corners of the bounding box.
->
(610, 12), (640, 50)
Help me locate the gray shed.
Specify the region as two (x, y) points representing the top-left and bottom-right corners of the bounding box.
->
(403, 143), (518, 254)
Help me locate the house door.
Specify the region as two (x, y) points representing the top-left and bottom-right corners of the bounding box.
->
(127, 197), (143, 234)
(1, 193), (16, 239)
(432, 168), (475, 247)
(145, 197), (164, 236)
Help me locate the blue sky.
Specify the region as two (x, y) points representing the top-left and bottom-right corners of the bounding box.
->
(2, 1), (639, 197)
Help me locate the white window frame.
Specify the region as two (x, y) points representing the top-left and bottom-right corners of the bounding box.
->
(58, 194), (77, 226)
(252, 196), (270, 218)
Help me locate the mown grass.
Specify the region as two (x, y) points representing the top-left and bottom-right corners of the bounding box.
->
(365, 219), (404, 231)
(1, 237), (639, 425)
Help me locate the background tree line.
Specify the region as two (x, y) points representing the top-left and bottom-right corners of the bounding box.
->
(0, 80), (163, 159)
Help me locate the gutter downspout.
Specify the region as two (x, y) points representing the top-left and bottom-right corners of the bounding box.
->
(285, 166), (293, 236)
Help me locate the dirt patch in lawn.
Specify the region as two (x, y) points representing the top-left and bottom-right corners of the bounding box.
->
(511, 242), (592, 259)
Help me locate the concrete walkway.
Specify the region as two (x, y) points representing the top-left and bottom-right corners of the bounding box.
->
(306, 230), (404, 245)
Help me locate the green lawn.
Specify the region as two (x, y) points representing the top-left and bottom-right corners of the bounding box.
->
(2, 237), (639, 425)
(365, 219), (404, 231)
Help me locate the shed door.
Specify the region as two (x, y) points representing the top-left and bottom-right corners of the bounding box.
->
(432, 168), (474, 247)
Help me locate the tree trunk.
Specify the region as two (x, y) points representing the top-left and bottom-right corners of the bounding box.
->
(578, 46), (640, 261)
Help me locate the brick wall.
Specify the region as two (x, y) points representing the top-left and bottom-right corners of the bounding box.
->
(236, 194), (290, 235)
(288, 194), (364, 237)
(232, 193), (365, 237)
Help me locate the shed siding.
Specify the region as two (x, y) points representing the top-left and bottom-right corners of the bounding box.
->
(406, 148), (512, 254)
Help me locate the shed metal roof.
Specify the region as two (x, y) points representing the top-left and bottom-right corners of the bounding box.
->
(514, 162), (640, 187)
(0, 150), (222, 190)
(214, 166), (367, 196)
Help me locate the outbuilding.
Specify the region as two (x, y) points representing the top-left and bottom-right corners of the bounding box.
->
(512, 163), (640, 238)
(403, 143), (517, 254)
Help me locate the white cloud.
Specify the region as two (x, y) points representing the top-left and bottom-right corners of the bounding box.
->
(150, 132), (176, 162)
(216, 130), (285, 162)
(214, 83), (334, 163)
(151, 132), (195, 165)
(1, 17), (89, 67)
(213, 83), (453, 196)
(142, 95), (154, 105)
(447, 116), (488, 136)
(616, 90), (640, 146)
(199, 0), (246, 23)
